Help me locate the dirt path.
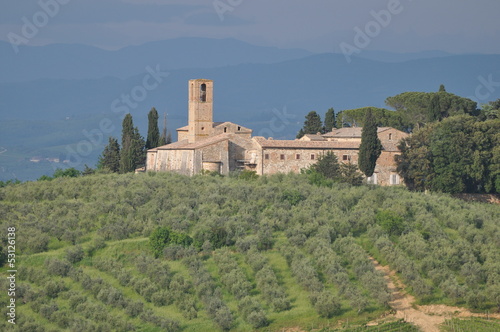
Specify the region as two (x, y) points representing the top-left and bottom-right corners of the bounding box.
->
(370, 257), (500, 332)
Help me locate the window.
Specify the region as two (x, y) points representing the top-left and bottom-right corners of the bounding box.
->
(342, 155), (350, 161)
(265, 154), (270, 160)
(296, 154), (300, 160)
(200, 83), (207, 102)
(201, 127), (205, 131)
(390, 174), (400, 185)
(237, 126), (241, 131)
(388, 133), (393, 140)
(366, 173), (378, 185)
(280, 154), (285, 160)
(224, 127), (227, 133)
(311, 154), (315, 160)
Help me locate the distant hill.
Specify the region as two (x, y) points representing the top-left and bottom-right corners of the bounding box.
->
(0, 37), (312, 82)
(1, 40), (500, 180)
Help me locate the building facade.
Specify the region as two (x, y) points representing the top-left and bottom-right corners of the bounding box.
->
(146, 79), (408, 186)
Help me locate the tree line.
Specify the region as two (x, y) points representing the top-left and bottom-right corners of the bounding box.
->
(295, 85), (500, 193)
(98, 108), (172, 173)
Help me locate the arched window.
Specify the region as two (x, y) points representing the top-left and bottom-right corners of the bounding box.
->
(200, 83), (207, 102)
(388, 133), (393, 140)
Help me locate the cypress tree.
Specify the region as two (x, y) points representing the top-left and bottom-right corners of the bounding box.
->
(159, 112), (167, 146)
(146, 107), (160, 149)
(428, 94), (441, 122)
(324, 108), (336, 132)
(120, 114), (145, 173)
(358, 110), (383, 177)
(98, 137), (120, 172)
(158, 112), (172, 146)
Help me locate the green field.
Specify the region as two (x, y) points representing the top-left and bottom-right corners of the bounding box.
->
(440, 318), (500, 332)
(0, 172), (499, 331)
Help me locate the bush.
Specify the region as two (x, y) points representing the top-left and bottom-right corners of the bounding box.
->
(149, 227), (194, 258)
(149, 227), (170, 258)
(376, 209), (405, 236)
(45, 258), (72, 276)
(65, 246), (85, 263)
(238, 170), (258, 180)
(281, 190), (305, 206)
(125, 300), (144, 317)
(313, 291), (341, 318)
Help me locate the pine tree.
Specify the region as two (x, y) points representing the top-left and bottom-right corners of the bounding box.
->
(98, 137), (120, 172)
(146, 107), (160, 149)
(120, 114), (145, 173)
(324, 108), (336, 132)
(297, 111), (322, 138)
(358, 110), (383, 177)
(312, 151), (341, 179)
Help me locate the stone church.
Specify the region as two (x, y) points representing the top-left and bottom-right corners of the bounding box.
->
(146, 79), (408, 186)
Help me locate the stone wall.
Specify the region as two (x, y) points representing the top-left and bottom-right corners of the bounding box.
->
(373, 151), (401, 186)
(198, 140), (230, 175)
(154, 149), (195, 176)
(259, 148), (359, 175)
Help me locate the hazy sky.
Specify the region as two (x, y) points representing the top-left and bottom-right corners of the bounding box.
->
(2, 0), (500, 54)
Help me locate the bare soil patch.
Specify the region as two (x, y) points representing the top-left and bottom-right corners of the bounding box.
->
(370, 257), (500, 331)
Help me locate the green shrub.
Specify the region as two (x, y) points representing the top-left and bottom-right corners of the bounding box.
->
(238, 170), (258, 180)
(376, 209), (405, 236)
(149, 227), (170, 258)
(65, 245), (85, 263)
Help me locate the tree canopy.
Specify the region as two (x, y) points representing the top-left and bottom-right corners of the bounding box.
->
(396, 115), (500, 193)
(336, 107), (405, 131)
(296, 111), (323, 138)
(324, 108), (336, 132)
(120, 114), (145, 173)
(385, 91), (477, 130)
(358, 110), (383, 177)
(146, 107), (160, 150)
(98, 137), (120, 173)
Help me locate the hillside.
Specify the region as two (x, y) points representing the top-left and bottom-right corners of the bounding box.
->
(0, 172), (499, 331)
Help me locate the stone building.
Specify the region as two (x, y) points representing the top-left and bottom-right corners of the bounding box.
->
(146, 79), (408, 186)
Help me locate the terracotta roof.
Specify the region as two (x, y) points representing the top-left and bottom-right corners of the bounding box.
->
(153, 133), (232, 151)
(301, 134), (326, 141)
(381, 141), (400, 152)
(253, 137), (360, 149)
(213, 121), (252, 132)
(323, 127), (392, 138)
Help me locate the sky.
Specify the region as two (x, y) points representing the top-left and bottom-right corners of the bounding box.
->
(1, 0), (500, 54)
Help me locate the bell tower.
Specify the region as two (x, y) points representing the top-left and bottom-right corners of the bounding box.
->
(188, 79), (213, 143)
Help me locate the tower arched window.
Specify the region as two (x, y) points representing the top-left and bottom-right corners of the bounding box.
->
(200, 83), (207, 102)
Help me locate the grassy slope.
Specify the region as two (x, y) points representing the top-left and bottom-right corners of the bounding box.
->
(0, 172), (498, 331)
